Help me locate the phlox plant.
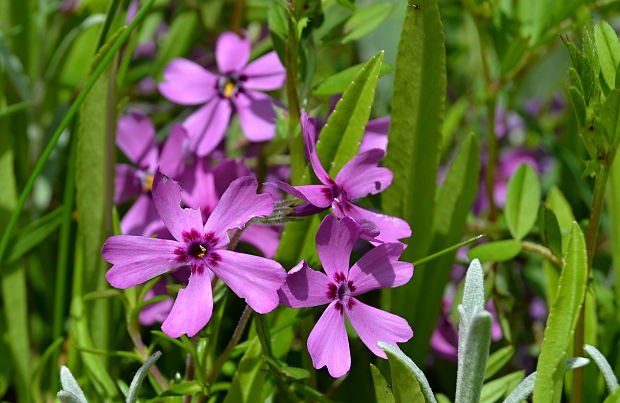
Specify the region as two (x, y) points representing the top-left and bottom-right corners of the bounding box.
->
(4, 0), (620, 402)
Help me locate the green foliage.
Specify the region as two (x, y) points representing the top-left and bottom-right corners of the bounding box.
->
(223, 337), (266, 403)
(379, 342), (437, 403)
(468, 240), (523, 262)
(533, 222), (588, 402)
(505, 164), (541, 240)
(602, 89), (620, 145)
(595, 22), (620, 90)
(370, 364), (396, 403)
(485, 346), (516, 381)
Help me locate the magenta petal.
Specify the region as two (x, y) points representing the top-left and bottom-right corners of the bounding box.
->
(158, 58), (218, 105)
(276, 181), (332, 208)
(348, 243), (413, 295)
(334, 202), (411, 244)
(116, 111), (158, 169)
(103, 235), (181, 288)
(139, 279), (173, 326)
(279, 261), (332, 308)
(120, 193), (166, 237)
(335, 149), (392, 200)
(212, 159), (251, 198)
(179, 157), (218, 214)
(307, 301), (350, 378)
(239, 225), (280, 258)
(115, 163), (141, 204)
(216, 32), (250, 73)
(315, 215), (360, 280)
(183, 99), (232, 157)
(159, 125), (189, 178)
(301, 112), (331, 185)
(152, 176), (204, 242)
(162, 269), (213, 338)
(360, 117), (390, 154)
(205, 176), (273, 247)
(242, 51), (286, 90)
(346, 298), (413, 358)
(235, 91), (277, 142)
(209, 250), (285, 313)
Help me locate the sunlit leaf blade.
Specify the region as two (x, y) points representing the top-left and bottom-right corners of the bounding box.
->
(370, 364), (395, 403)
(533, 222), (588, 402)
(382, 0), (446, 260)
(505, 164), (541, 240)
(595, 22), (620, 90)
(485, 345), (516, 381)
(468, 240), (522, 263)
(379, 342), (437, 403)
(480, 371), (524, 403)
(313, 62), (394, 95)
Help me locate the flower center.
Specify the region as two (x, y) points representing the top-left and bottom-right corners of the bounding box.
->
(142, 174), (154, 191)
(218, 74), (243, 98)
(188, 242), (208, 259)
(327, 273), (356, 302)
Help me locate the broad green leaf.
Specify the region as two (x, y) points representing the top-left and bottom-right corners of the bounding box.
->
(456, 311), (493, 403)
(584, 344), (619, 394)
(153, 11), (198, 77)
(316, 50), (384, 175)
(468, 240), (522, 262)
(5, 206), (64, 264)
(533, 222), (588, 402)
(390, 133), (479, 361)
(313, 61), (394, 95)
(370, 364), (395, 403)
(485, 346), (516, 381)
(604, 387), (620, 403)
(160, 381), (203, 396)
(382, 0), (446, 260)
(340, 3), (393, 44)
(379, 342), (437, 403)
(538, 205), (562, 258)
(602, 89), (620, 145)
(505, 164), (541, 240)
(223, 337), (266, 403)
(595, 22), (620, 90)
(480, 371), (524, 403)
(127, 352), (162, 403)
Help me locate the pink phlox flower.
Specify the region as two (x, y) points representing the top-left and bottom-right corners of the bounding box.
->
(103, 174), (286, 338)
(158, 31), (286, 156)
(278, 215), (414, 378)
(275, 112), (410, 244)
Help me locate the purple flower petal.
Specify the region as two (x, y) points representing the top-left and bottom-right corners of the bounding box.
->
(335, 149), (392, 200)
(159, 125), (189, 178)
(279, 261), (332, 308)
(115, 163), (141, 204)
(315, 215), (359, 280)
(178, 157), (218, 214)
(209, 250), (285, 313)
(161, 269), (213, 338)
(360, 117), (389, 153)
(152, 175), (204, 242)
(116, 111), (159, 170)
(346, 298), (413, 358)
(120, 193), (166, 237)
(348, 243), (413, 295)
(334, 202), (411, 244)
(301, 112), (331, 185)
(234, 91), (277, 142)
(103, 235), (181, 288)
(159, 58), (218, 105)
(241, 51), (285, 90)
(205, 176), (273, 247)
(239, 225), (280, 258)
(216, 32), (250, 74)
(183, 99), (232, 157)
(212, 159), (251, 198)
(307, 301), (350, 378)
(275, 181), (332, 208)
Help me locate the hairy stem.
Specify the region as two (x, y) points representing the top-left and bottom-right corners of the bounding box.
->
(521, 241), (562, 267)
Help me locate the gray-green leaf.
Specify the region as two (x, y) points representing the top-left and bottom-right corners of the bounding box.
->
(379, 342), (437, 403)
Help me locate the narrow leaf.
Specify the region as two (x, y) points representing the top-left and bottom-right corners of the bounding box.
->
(485, 345), (516, 381)
(584, 344), (619, 394)
(533, 223), (588, 402)
(340, 3), (393, 44)
(468, 240), (522, 263)
(5, 206), (64, 264)
(505, 164), (541, 240)
(379, 342), (437, 403)
(59, 366), (88, 403)
(126, 351), (162, 403)
(313, 62), (394, 95)
(370, 364), (395, 403)
(456, 312), (493, 403)
(480, 371), (524, 403)
(595, 22), (620, 90)
(602, 89), (620, 145)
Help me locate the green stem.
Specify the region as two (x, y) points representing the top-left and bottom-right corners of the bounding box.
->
(96, 0), (122, 49)
(413, 234), (485, 267)
(254, 313), (273, 358)
(521, 241), (562, 267)
(285, 3), (303, 185)
(0, 0), (156, 265)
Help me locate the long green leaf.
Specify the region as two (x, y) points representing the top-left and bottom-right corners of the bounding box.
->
(4, 206), (64, 264)
(382, 0), (446, 261)
(370, 364), (396, 403)
(533, 222), (588, 402)
(223, 337), (266, 403)
(505, 164), (541, 240)
(379, 342), (437, 403)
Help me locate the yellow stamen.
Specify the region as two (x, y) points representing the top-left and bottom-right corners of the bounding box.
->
(224, 81), (235, 98)
(196, 244), (207, 258)
(143, 174), (154, 191)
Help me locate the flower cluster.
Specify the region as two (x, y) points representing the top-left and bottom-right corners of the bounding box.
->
(103, 31), (414, 377)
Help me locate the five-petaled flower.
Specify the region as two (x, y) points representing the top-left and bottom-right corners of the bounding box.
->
(102, 175), (286, 338)
(159, 31), (285, 156)
(279, 214), (414, 378)
(276, 112), (411, 244)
